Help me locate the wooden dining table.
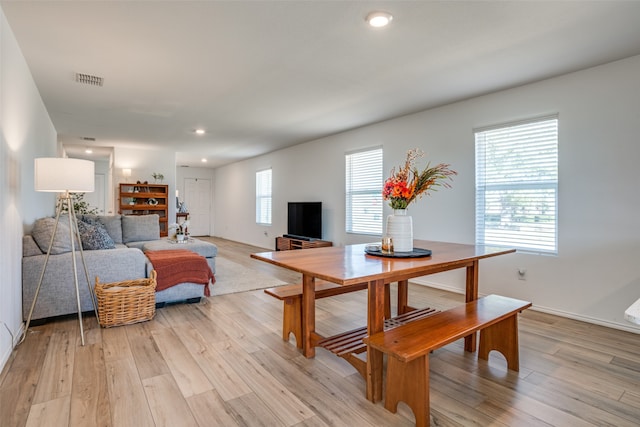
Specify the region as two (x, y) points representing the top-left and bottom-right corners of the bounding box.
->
(251, 239), (515, 402)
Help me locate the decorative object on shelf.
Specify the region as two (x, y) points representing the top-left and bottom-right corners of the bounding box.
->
(151, 172), (164, 183)
(147, 197), (158, 206)
(178, 201), (188, 213)
(133, 180), (148, 192)
(22, 157), (98, 346)
(382, 148), (456, 252)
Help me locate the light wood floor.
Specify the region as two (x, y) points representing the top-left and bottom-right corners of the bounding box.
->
(2, 237), (639, 426)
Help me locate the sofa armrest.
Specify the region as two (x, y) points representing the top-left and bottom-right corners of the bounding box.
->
(22, 247), (148, 321)
(23, 235), (43, 257)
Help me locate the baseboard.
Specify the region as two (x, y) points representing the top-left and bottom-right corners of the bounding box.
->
(526, 305), (640, 334)
(409, 279), (640, 335)
(409, 278), (464, 295)
(0, 322), (24, 374)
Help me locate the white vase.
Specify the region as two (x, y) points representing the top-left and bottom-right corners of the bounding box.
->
(386, 209), (413, 252)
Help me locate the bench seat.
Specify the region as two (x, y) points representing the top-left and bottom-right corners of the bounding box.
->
(318, 306), (440, 378)
(363, 294), (532, 427)
(265, 280), (369, 348)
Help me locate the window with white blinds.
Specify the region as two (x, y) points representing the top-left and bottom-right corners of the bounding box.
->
(256, 168), (272, 225)
(475, 116), (558, 254)
(345, 147), (383, 235)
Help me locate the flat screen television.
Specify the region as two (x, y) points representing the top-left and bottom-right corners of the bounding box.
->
(287, 202), (322, 240)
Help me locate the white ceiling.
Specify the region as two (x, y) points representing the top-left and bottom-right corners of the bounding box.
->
(3, 1), (640, 168)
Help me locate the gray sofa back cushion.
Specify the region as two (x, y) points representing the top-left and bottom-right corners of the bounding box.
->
(31, 216), (78, 254)
(122, 214), (160, 243)
(80, 214), (123, 244)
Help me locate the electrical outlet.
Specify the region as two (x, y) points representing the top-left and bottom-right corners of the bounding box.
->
(517, 268), (527, 280)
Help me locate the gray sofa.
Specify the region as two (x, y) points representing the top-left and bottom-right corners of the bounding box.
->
(22, 214), (217, 321)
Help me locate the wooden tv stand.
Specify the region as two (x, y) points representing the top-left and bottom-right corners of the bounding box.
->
(276, 236), (333, 251)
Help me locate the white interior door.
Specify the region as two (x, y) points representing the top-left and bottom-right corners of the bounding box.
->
(84, 173), (106, 214)
(184, 178), (211, 236)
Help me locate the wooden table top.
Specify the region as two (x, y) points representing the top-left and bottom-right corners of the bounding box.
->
(251, 240), (516, 286)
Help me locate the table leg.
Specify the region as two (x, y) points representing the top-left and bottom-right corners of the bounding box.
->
(366, 278), (386, 402)
(302, 274), (316, 358)
(385, 283), (391, 319)
(464, 260), (479, 352)
(397, 279), (409, 315)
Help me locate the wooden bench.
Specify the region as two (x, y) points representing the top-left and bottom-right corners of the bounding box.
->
(363, 294), (532, 427)
(265, 280), (371, 348)
(318, 306), (440, 378)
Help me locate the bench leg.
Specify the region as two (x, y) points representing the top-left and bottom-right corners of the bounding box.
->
(478, 314), (520, 371)
(282, 297), (303, 349)
(385, 355), (431, 427)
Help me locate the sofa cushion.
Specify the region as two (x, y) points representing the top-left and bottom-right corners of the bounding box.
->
(23, 235), (44, 257)
(77, 218), (116, 250)
(80, 214), (123, 244)
(31, 216), (77, 254)
(122, 214), (160, 243)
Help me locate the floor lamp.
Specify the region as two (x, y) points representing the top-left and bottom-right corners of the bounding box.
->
(22, 158), (97, 346)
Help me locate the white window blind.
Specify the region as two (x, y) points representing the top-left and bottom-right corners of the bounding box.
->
(256, 168), (272, 225)
(346, 147), (383, 235)
(475, 116), (558, 254)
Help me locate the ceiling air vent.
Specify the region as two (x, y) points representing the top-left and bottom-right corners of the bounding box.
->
(75, 73), (104, 87)
(81, 136), (96, 141)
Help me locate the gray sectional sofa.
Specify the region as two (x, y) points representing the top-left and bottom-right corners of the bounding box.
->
(22, 213), (217, 321)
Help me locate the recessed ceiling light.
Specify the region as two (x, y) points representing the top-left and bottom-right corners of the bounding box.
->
(366, 11), (393, 28)
(195, 129), (206, 135)
(201, 158), (207, 163)
(85, 149), (93, 154)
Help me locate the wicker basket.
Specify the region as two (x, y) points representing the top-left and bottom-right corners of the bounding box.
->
(95, 270), (157, 327)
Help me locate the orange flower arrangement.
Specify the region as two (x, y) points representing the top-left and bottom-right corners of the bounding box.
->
(382, 148), (457, 210)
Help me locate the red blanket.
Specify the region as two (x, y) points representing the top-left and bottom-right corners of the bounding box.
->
(144, 249), (214, 296)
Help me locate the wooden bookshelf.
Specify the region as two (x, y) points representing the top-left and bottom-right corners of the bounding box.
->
(119, 183), (169, 236)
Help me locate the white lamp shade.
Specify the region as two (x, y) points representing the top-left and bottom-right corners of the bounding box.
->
(35, 158), (95, 192)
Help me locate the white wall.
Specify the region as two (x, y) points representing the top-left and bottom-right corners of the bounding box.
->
(113, 146), (177, 223)
(214, 55), (640, 333)
(1, 7), (57, 371)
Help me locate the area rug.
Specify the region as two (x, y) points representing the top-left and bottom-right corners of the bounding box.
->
(210, 257), (287, 296)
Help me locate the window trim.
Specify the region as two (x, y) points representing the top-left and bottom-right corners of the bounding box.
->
(475, 115), (559, 254)
(255, 167), (272, 226)
(345, 146), (383, 236)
